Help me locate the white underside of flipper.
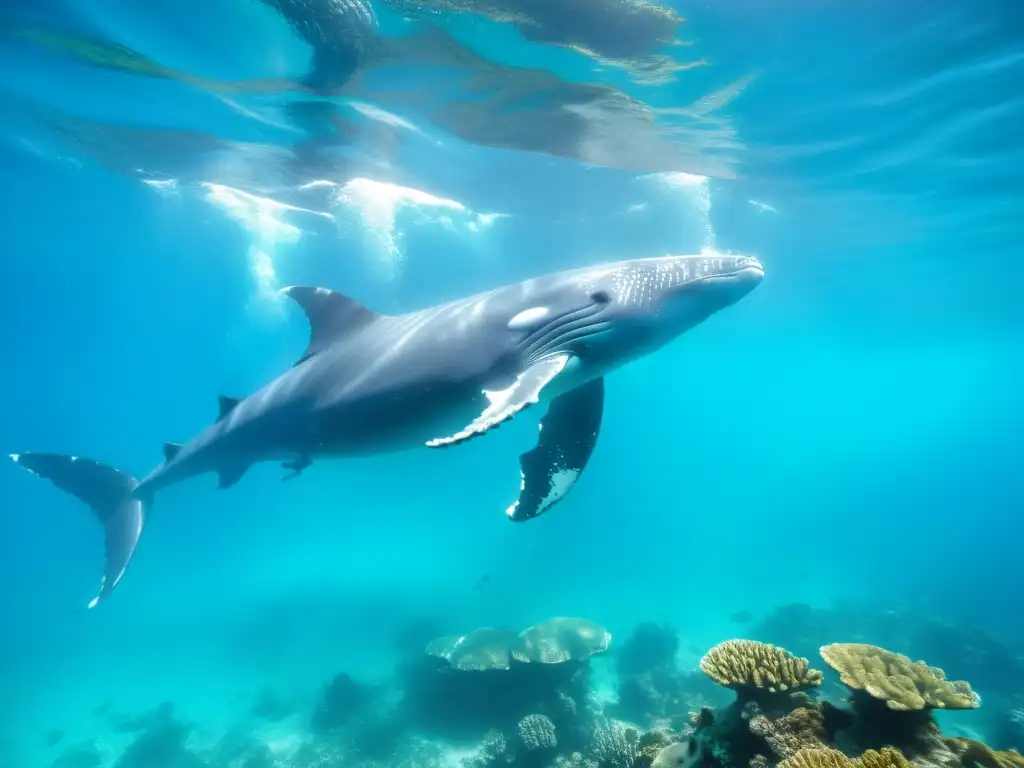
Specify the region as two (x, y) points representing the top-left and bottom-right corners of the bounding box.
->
(426, 353), (570, 448)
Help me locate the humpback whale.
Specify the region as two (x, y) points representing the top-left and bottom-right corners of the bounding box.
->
(10, 252), (763, 607)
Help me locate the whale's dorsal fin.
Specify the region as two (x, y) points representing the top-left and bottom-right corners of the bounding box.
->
(217, 396), (241, 419)
(163, 442), (184, 461)
(282, 286), (380, 366)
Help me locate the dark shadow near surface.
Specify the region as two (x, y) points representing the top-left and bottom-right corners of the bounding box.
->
(0, 0), (749, 181)
(381, 0), (695, 84)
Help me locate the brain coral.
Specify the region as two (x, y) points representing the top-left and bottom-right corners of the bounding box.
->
(819, 643), (980, 712)
(699, 640), (824, 694)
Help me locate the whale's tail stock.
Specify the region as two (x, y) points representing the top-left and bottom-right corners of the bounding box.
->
(9, 452), (148, 608)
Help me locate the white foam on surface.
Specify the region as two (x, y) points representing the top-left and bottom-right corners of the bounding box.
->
(325, 177), (507, 281)
(201, 182), (333, 308)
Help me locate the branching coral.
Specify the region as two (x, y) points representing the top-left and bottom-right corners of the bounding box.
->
(463, 730), (515, 768)
(589, 718), (641, 768)
(519, 714), (558, 751)
(778, 747), (911, 768)
(700, 641), (823, 695)
(819, 644), (980, 712)
(556, 753), (600, 768)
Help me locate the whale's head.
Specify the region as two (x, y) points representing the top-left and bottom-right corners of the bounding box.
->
(509, 252), (763, 383)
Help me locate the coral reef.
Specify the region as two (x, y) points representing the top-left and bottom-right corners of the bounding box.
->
(310, 672), (374, 734)
(749, 707), (828, 761)
(427, 628), (521, 672)
(683, 638), (998, 768)
(111, 703), (201, 768)
(816, 643), (979, 756)
(819, 644), (980, 712)
(700, 640), (823, 700)
(401, 617), (609, 740)
(427, 618), (611, 672)
(519, 714), (558, 752)
(946, 738), (1024, 768)
(514, 618), (612, 665)
(588, 718), (640, 768)
(612, 623), (725, 728)
(750, 604), (1023, 710)
(778, 747), (912, 768)
(555, 753), (600, 768)
(45, 611), (1024, 768)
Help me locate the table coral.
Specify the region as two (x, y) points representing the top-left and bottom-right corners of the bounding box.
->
(513, 618), (612, 665)
(819, 644), (979, 712)
(700, 641), (823, 695)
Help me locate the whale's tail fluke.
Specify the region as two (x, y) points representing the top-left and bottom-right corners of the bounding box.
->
(9, 452), (148, 609)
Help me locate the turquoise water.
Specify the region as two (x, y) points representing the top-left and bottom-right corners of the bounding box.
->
(1, 2), (1022, 767)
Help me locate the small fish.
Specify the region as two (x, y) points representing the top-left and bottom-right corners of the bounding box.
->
(652, 736), (705, 768)
(42, 728), (64, 748)
(474, 574), (492, 591)
(729, 610), (753, 624)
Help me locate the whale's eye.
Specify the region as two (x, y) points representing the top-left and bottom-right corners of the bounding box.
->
(590, 290), (611, 304)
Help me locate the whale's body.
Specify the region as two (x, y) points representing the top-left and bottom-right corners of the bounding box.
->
(11, 252), (763, 608)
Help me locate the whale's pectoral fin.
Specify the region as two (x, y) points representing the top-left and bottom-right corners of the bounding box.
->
(281, 454), (312, 481)
(216, 463), (249, 490)
(507, 376), (604, 522)
(426, 354), (570, 448)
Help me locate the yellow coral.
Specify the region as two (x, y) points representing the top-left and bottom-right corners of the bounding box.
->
(945, 738), (1024, 768)
(819, 644), (980, 712)
(856, 750), (914, 768)
(778, 747), (911, 768)
(700, 640), (824, 693)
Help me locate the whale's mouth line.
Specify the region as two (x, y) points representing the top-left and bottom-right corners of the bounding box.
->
(687, 264), (764, 286)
